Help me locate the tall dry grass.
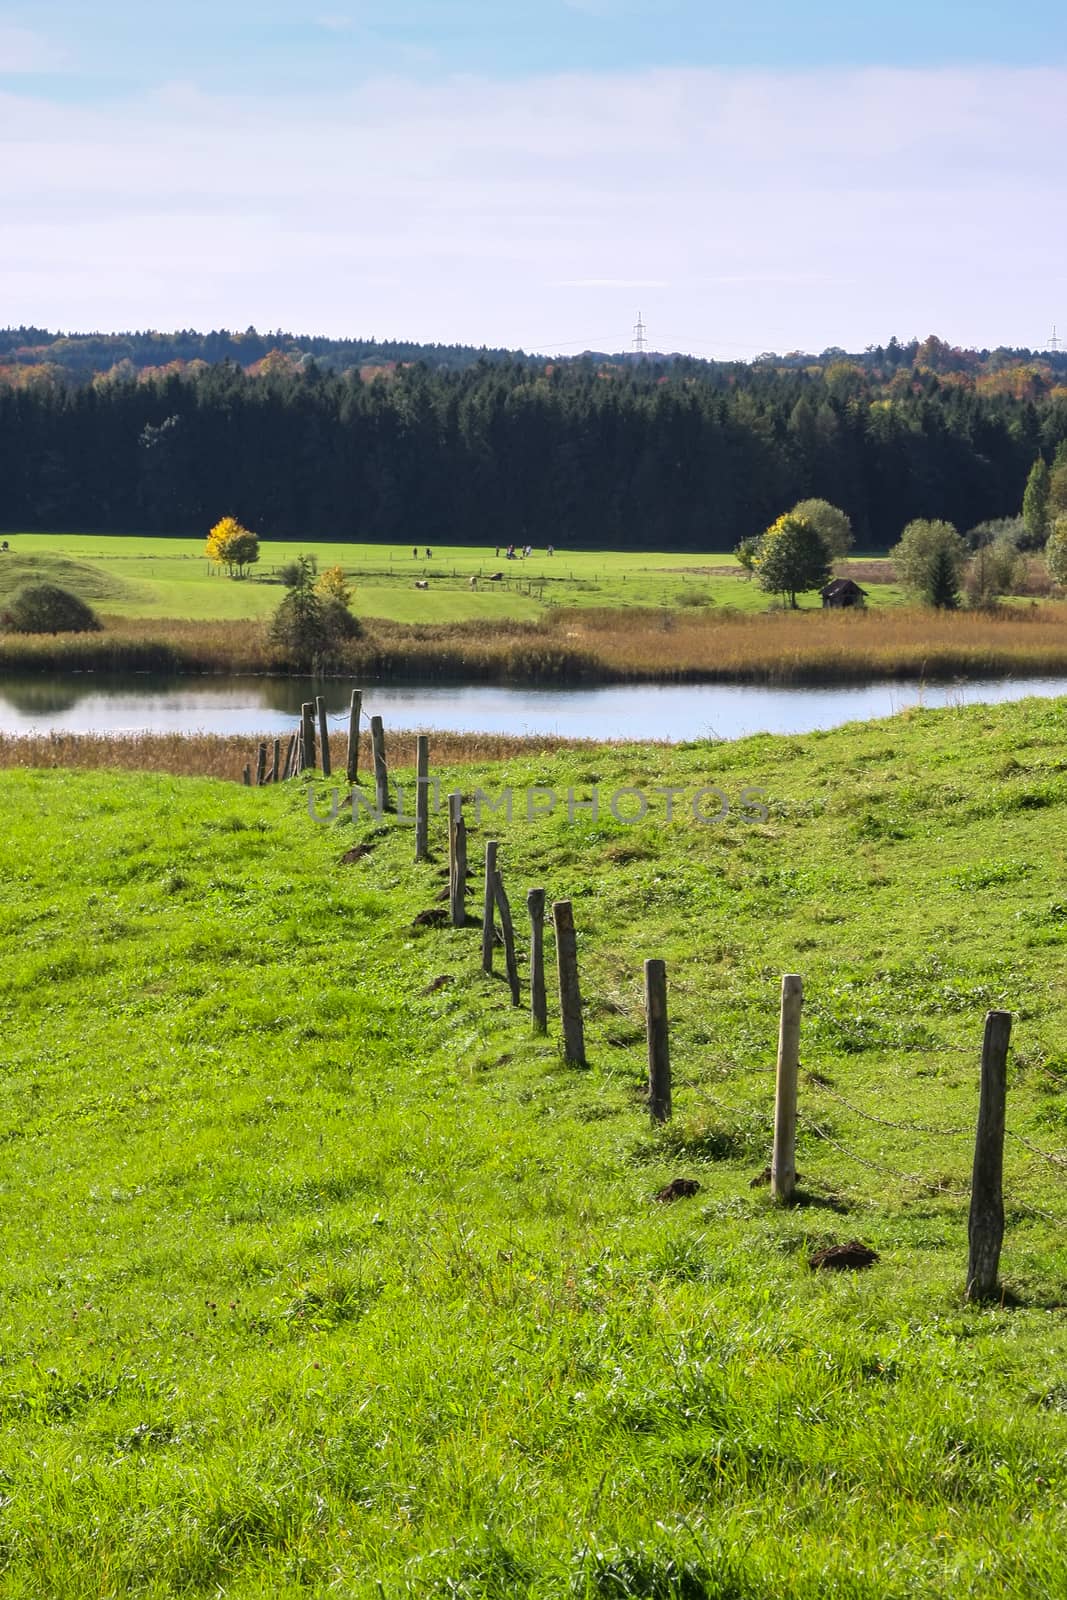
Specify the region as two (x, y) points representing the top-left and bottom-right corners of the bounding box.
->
(0, 729), (632, 783)
(2, 602), (1066, 684)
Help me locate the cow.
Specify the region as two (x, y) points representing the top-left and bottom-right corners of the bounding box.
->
(415, 580), (429, 589)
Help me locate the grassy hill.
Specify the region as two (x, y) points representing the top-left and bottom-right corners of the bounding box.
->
(0, 698), (1064, 1596)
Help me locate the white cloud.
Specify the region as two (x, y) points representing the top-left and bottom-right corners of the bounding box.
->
(0, 66), (1063, 354)
(0, 25), (69, 73)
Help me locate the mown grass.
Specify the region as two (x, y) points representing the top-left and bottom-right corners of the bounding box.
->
(3, 534), (906, 625)
(4, 602), (1067, 686)
(0, 697), (1064, 1596)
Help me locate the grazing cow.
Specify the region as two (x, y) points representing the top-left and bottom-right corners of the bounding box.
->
(415, 580), (429, 589)
(469, 575), (478, 588)
(488, 571), (503, 581)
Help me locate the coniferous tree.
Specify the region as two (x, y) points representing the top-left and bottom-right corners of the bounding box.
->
(1022, 456), (1051, 545)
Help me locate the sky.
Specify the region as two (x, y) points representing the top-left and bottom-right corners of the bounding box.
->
(1, 1), (1065, 357)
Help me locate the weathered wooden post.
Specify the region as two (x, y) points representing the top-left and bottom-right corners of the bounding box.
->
(552, 899), (585, 1065)
(300, 702), (316, 773)
(242, 763), (251, 786)
(282, 730), (297, 780)
(448, 792), (467, 927)
(255, 743), (267, 787)
(481, 840), (498, 972)
(370, 716), (388, 813)
(346, 690), (362, 784)
(645, 958), (671, 1122)
(966, 1010), (1012, 1302)
(271, 737), (281, 783)
(316, 695), (331, 778)
(415, 734), (430, 862)
(494, 868), (520, 1006)
(527, 888), (547, 1032)
(771, 975), (803, 1203)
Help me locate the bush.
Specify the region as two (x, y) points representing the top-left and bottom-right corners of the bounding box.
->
(3, 583), (101, 634)
(268, 556), (361, 666)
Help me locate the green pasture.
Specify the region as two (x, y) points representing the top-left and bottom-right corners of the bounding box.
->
(0, 698), (1063, 1595)
(1, 534), (905, 622)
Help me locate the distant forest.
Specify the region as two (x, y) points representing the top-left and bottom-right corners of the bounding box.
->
(2, 327), (1065, 549)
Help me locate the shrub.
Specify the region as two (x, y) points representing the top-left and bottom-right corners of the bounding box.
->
(3, 583), (101, 634)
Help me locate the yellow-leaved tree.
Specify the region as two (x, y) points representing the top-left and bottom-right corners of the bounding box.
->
(205, 516), (260, 577)
(314, 565), (352, 606)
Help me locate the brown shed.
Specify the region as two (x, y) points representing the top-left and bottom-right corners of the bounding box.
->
(821, 578), (868, 609)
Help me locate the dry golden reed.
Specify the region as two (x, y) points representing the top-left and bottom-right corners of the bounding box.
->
(0, 729), (631, 784)
(1, 602), (1066, 684)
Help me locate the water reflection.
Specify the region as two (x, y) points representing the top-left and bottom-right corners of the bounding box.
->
(0, 671), (1064, 743)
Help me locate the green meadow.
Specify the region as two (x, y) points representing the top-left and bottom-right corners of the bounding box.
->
(0, 697), (1064, 1596)
(0, 534), (905, 624)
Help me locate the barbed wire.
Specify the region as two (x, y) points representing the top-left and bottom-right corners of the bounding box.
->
(797, 1113), (970, 1192)
(1005, 1130), (1067, 1170)
(805, 1081), (970, 1139)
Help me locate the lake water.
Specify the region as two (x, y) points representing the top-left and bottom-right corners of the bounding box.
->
(1, 672), (1066, 743)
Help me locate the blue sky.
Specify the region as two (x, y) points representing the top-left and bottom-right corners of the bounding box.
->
(1, 3), (1065, 353)
(5, 1), (1067, 88)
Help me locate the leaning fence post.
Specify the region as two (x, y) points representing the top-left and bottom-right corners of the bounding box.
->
(771, 975), (803, 1203)
(645, 958), (671, 1122)
(301, 702), (316, 773)
(271, 737), (281, 784)
(415, 734), (430, 862)
(255, 743), (267, 787)
(552, 899), (586, 1066)
(494, 868), (521, 1007)
(527, 888), (547, 1032)
(449, 792), (467, 927)
(346, 690), (362, 784)
(316, 695), (331, 778)
(966, 1010), (1012, 1302)
(370, 716), (388, 813)
(481, 840), (498, 972)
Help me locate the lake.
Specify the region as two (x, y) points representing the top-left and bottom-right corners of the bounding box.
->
(1, 672), (1066, 743)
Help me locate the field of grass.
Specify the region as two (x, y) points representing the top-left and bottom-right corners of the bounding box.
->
(1, 534), (907, 623)
(0, 698), (1064, 1596)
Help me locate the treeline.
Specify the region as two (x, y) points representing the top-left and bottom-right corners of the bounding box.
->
(2, 359), (1065, 549)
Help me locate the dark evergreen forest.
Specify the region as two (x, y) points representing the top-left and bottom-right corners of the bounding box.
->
(3, 350), (1065, 549)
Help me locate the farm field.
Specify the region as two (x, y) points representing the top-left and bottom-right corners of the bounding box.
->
(0, 533), (907, 623)
(0, 698), (1064, 1596)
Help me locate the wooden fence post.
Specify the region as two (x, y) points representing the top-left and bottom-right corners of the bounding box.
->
(527, 888), (547, 1032)
(316, 695), (331, 778)
(481, 840), (498, 972)
(301, 702), (316, 773)
(255, 743), (267, 787)
(415, 734), (430, 862)
(242, 763), (251, 786)
(552, 899), (586, 1065)
(271, 737), (281, 783)
(494, 868), (520, 1007)
(284, 731), (298, 780)
(449, 792), (467, 927)
(966, 1010), (1012, 1302)
(346, 690), (362, 784)
(771, 975), (803, 1203)
(645, 958), (671, 1122)
(370, 716), (388, 813)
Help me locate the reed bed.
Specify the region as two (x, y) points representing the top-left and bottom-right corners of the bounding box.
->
(0, 728), (636, 783)
(1, 601), (1066, 683)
